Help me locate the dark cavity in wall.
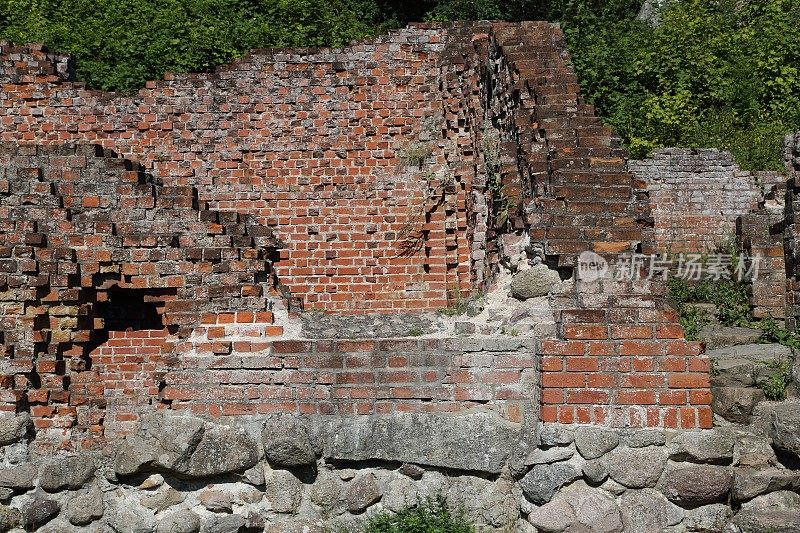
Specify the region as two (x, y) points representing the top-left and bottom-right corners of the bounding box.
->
(94, 286), (175, 332)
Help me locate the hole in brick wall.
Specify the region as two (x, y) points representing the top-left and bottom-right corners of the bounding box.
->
(95, 286), (176, 331)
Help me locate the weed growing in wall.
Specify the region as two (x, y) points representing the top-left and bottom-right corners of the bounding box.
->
(756, 358), (793, 401)
(364, 496), (475, 533)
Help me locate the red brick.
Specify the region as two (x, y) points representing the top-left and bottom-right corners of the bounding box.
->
(540, 340), (585, 356)
(541, 372), (585, 388)
(610, 325), (653, 340)
(668, 373), (710, 389)
(565, 356), (599, 372)
(564, 325), (608, 340)
(566, 390), (609, 404)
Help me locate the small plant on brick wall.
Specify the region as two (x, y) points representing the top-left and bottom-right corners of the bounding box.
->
(407, 325), (424, 337)
(399, 141), (434, 169)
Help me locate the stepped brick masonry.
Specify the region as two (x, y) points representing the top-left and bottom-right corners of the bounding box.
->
(0, 20), (799, 533)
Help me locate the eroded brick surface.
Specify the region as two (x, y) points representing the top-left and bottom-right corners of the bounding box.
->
(0, 22), (715, 450)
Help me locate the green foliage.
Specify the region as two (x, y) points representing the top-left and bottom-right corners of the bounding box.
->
(757, 357), (792, 401)
(676, 304), (710, 342)
(2, 0), (797, 167)
(365, 496), (474, 533)
(0, 0), (382, 92)
(758, 316), (800, 350)
(407, 325), (424, 336)
(667, 277), (750, 335)
(562, 0), (800, 169)
(400, 141), (434, 169)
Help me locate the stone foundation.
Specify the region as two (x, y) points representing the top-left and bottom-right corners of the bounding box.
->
(0, 410), (797, 532)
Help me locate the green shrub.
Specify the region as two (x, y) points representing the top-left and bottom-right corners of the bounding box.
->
(757, 358), (792, 401)
(562, 0), (800, 170)
(365, 497), (474, 533)
(667, 277), (750, 334)
(0, 0), (382, 92)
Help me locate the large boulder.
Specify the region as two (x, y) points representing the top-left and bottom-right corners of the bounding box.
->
(620, 488), (683, 533)
(320, 412), (517, 474)
(0, 464), (36, 492)
(575, 427), (619, 460)
(601, 446), (668, 488)
(39, 456), (95, 492)
(712, 387), (765, 423)
(732, 467), (800, 502)
(682, 504), (733, 532)
(0, 413), (31, 446)
(183, 424), (259, 478)
(261, 415), (316, 467)
(729, 497), (800, 533)
(265, 470), (303, 514)
(661, 465), (732, 508)
(113, 412), (258, 478)
(560, 482), (623, 533)
(65, 487), (104, 526)
(346, 472), (382, 513)
(769, 402), (800, 461)
(0, 505), (21, 532)
(156, 510), (202, 533)
(21, 496), (60, 530)
(510, 264), (561, 300)
(526, 497), (575, 533)
(707, 343), (791, 386)
(701, 331), (766, 353)
(520, 463), (581, 505)
(669, 429), (735, 464)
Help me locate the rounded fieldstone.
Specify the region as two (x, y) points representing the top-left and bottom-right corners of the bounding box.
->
(0, 504), (21, 532)
(199, 489), (232, 513)
(620, 489), (683, 533)
(265, 470), (303, 514)
(575, 427), (619, 460)
(527, 496), (576, 532)
(21, 496), (60, 530)
(769, 402), (800, 461)
(562, 482), (623, 533)
(0, 464), (37, 492)
(601, 446), (668, 489)
(262, 415), (316, 467)
(520, 463), (581, 505)
(669, 430), (735, 465)
(65, 487), (104, 525)
(346, 472), (382, 513)
(511, 264), (561, 300)
(156, 510), (202, 533)
(661, 465), (732, 508)
(201, 514), (245, 533)
(39, 456), (95, 492)
(0, 414), (31, 446)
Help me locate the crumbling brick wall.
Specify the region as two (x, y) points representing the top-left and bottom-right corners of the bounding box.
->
(1, 22), (713, 448)
(630, 148), (764, 254)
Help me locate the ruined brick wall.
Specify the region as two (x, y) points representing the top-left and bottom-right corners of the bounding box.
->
(1, 22), (714, 449)
(630, 148), (764, 254)
(0, 31), (479, 313)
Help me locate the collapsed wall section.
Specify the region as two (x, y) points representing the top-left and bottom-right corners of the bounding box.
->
(0, 21), (712, 452)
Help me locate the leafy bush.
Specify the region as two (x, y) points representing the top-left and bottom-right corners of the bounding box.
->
(757, 358), (793, 401)
(365, 497), (474, 533)
(0, 0), (382, 92)
(667, 277), (750, 337)
(562, 0), (800, 169)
